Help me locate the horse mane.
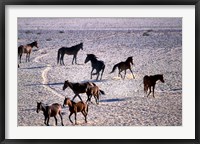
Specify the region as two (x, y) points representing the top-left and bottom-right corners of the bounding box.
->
(126, 56), (132, 62)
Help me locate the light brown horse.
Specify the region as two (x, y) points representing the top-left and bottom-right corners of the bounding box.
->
(143, 74), (165, 98)
(62, 80), (95, 101)
(86, 85), (105, 104)
(110, 56), (135, 79)
(63, 97), (88, 125)
(36, 102), (64, 126)
(18, 41), (39, 63)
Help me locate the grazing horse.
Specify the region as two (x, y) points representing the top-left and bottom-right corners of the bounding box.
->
(86, 85), (105, 104)
(63, 97), (88, 125)
(36, 102), (64, 126)
(110, 56), (135, 79)
(63, 80), (95, 101)
(84, 54), (105, 81)
(143, 74), (165, 98)
(57, 42), (83, 65)
(18, 41), (39, 63)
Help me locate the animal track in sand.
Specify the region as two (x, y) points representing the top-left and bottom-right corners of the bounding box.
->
(33, 49), (64, 99)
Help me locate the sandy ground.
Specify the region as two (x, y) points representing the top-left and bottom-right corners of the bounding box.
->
(18, 18), (182, 126)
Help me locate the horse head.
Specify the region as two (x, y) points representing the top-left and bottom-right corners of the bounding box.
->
(63, 80), (69, 90)
(160, 74), (165, 83)
(34, 41), (39, 48)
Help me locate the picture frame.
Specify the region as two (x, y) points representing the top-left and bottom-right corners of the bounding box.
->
(1, 0), (199, 143)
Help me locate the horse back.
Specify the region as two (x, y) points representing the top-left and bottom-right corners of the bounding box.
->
(49, 103), (62, 116)
(75, 101), (87, 112)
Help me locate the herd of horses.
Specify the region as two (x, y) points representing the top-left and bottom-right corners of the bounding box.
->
(19, 41), (165, 126)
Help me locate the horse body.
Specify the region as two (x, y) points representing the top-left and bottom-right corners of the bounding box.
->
(63, 80), (95, 101)
(36, 102), (64, 126)
(86, 85), (105, 104)
(63, 97), (88, 125)
(85, 54), (105, 80)
(143, 74), (165, 98)
(57, 42), (83, 65)
(110, 56), (135, 79)
(18, 41), (38, 63)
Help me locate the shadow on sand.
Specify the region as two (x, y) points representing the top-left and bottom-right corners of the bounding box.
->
(100, 97), (131, 103)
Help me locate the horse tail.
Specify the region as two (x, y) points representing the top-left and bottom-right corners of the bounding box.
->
(99, 89), (105, 95)
(110, 63), (118, 73)
(57, 49), (61, 64)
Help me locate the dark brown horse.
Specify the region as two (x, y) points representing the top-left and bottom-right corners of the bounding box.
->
(84, 54), (105, 81)
(63, 97), (88, 125)
(110, 56), (135, 79)
(143, 74), (165, 98)
(62, 80), (95, 101)
(18, 41), (39, 63)
(86, 85), (105, 104)
(57, 42), (83, 65)
(36, 102), (64, 126)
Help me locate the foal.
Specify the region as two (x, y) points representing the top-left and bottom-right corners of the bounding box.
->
(63, 97), (88, 125)
(36, 102), (64, 126)
(86, 85), (105, 104)
(143, 74), (165, 98)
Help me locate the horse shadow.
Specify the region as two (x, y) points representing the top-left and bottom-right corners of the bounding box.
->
(81, 79), (108, 83)
(20, 65), (47, 70)
(25, 82), (63, 87)
(100, 97), (131, 103)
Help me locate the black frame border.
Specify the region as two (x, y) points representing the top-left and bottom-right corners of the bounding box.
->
(1, 0), (199, 144)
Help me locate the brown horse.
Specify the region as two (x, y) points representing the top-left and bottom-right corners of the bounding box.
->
(57, 42), (83, 65)
(110, 56), (135, 79)
(62, 80), (95, 101)
(143, 74), (165, 98)
(63, 97), (88, 125)
(18, 41), (39, 63)
(86, 85), (105, 104)
(36, 102), (64, 126)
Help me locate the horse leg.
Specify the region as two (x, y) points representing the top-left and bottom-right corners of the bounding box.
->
(100, 66), (105, 80)
(26, 53), (28, 62)
(152, 85), (155, 98)
(74, 112), (77, 125)
(147, 87), (151, 97)
(47, 116), (50, 126)
(44, 116), (47, 125)
(19, 53), (22, 63)
(75, 54), (77, 64)
(96, 72), (100, 81)
(124, 70), (126, 79)
(118, 70), (123, 78)
(72, 95), (77, 101)
(129, 68), (135, 79)
(59, 111), (64, 126)
(61, 54), (65, 65)
(81, 111), (87, 123)
(72, 55), (75, 65)
(77, 94), (83, 102)
(91, 68), (94, 79)
(54, 116), (58, 126)
(28, 53), (30, 62)
(69, 112), (73, 124)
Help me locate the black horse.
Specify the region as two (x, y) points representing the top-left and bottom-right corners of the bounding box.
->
(57, 42), (83, 65)
(18, 41), (39, 63)
(143, 74), (165, 98)
(84, 54), (105, 81)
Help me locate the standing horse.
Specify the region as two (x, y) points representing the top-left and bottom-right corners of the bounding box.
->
(143, 74), (165, 98)
(57, 42), (83, 65)
(110, 56), (135, 79)
(63, 97), (88, 125)
(84, 54), (105, 81)
(62, 80), (95, 102)
(36, 102), (64, 126)
(18, 41), (39, 63)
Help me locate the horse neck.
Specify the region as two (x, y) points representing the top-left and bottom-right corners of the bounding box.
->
(41, 103), (47, 112)
(90, 57), (98, 64)
(67, 100), (73, 108)
(154, 75), (162, 82)
(67, 82), (74, 90)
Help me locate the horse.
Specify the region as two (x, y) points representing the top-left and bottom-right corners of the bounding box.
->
(62, 80), (95, 102)
(57, 42), (83, 65)
(18, 41), (39, 63)
(36, 102), (64, 126)
(110, 56), (135, 79)
(86, 85), (105, 105)
(143, 74), (165, 98)
(63, 97), (88, 125)
(84, 54), (105, 81)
